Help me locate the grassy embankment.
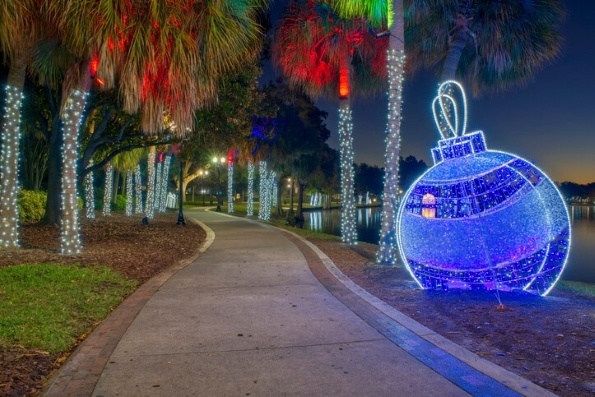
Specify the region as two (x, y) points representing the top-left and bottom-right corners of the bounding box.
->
(0, 264), (135, 355)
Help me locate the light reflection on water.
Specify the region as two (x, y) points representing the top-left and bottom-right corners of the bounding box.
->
(303, 205), (595, 284)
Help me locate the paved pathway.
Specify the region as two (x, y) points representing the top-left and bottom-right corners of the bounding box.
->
(45, 209), (554, 396)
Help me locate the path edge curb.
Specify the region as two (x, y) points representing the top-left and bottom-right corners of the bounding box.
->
(275, 226), (557, 397)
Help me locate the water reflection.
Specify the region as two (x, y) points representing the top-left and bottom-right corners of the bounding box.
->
(303, 205), (595, 284)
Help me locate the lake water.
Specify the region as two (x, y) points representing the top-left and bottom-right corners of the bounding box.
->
(303, 205), (595, 284)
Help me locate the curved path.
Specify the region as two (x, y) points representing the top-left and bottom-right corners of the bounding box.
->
(45, 209), (554, 396)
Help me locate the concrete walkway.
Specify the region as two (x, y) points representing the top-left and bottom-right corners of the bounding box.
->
(45, 209), (554, 396)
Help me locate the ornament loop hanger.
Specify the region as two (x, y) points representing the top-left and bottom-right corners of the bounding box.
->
(432, 80), (468, 140)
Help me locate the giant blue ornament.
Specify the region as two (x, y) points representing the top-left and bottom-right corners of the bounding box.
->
(396, 81), (570, 296)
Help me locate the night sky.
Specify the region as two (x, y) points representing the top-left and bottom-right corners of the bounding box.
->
(265, 1), (595, 185)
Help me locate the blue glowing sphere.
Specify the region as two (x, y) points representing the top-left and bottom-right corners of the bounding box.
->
(396, 131), (570, 296)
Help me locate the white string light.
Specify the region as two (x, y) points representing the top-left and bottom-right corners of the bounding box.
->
(396, 81), (571, 296)
(0, 85), (24, 248)
(227, 162), (234, 213)
(125, 171), (133, 216)
(60, 89), (87, 255)
(338, 103), (357, 245)
(145, 150), (156, 219)
(134, 164), (143, 214)
(154, 160), (162, 209)
(258, 161), (271, 221)
(102, 164), (113, 216)
(247, 161), (254, 216)
(271, 174), (278, 209)
(159, 154), (171, 212)
(377, 48), (406, 264)
(84, 160), (95, 219)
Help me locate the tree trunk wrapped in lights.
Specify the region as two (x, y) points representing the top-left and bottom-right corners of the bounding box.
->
(247, 161), (254, 216)
(258, 161), (271, 221)
(154, 160), (163, 210)
(227, 162), (234, 213)
(159, 154), (171, 212)
(84, 160), (95, 219)
(134, 164), (143, 214)
(145, 148), (156, 219)
(60, 89), (88, 255)
(377, 0), (405, 264)
(338, 100), (357, 245)
(0, 60), (26, 248)
(102, 164), (113, 216)
(125, 171), (133, 216)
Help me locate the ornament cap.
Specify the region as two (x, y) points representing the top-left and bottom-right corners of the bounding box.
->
(431, 130), (487, 164)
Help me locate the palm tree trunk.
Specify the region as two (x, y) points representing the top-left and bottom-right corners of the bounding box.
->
(60, 64), (92, 254)
(159, 154), (171, 212)
(247, 161), (254, 216)
(0, 54), (28, 248)
(227, 162), (234, 213)
(338, 99), (357, 245)
(377, 0), (405, 264)
(84, 159), (95, 219)
(145, 147), (156, 218)
(103, 164), (113, 215)
(125, 171), (133, 216)
(134, 164), (143, 214)
(441, 29), (467, 81)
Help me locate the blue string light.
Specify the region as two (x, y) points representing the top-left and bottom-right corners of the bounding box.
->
(396, 81), (570, 296)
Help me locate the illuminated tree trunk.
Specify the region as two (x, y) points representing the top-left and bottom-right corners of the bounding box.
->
(258, 161), (270, 221)
(133, 164), (143, 214)
(227, 162), (234, 213)
(103, 164), (113, 216)
(145, 147), (156, 219)
(154, 160), (163, 209)
(377, 0), (405, 264)
(159, 154), (171, 212)
(247, 161), (254, 216)
(60, 75), (91, 254)
(338, 99), (357, 245)
(125, 171), (133, 216)
(0, 55), (27, 248)
(84, 160), (95, 219)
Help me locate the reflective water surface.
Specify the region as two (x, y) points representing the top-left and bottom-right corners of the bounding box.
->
(303, 205), (595, 283)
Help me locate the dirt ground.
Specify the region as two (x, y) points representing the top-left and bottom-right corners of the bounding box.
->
(1, 214), (593, 396)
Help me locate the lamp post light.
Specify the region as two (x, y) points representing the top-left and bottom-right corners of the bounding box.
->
(212, 156), (226, 212)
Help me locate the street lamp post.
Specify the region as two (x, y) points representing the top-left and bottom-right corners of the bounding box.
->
(212, 156), (226, 212)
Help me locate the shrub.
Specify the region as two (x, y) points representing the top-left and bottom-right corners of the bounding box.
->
(114, 194), (127, 211)
(18, 190), (47, 223)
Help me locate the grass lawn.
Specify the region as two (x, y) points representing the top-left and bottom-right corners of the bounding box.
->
(0, 264), (136, 355)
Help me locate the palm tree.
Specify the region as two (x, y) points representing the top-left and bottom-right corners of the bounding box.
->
(273, 0), (387, 245)
(405, 0), (565, 94)
(0, 0), (45, 248)
(326, 0), (405, 263)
